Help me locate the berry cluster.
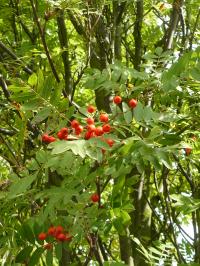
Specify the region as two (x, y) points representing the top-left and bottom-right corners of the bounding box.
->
(41, 96), (137, 146)
(42, 134), (56, 144)
(38, 225), (72, 249)
(113, 96), (138, 108)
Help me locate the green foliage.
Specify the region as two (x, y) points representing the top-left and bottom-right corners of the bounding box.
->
(0, 0), (200, 265)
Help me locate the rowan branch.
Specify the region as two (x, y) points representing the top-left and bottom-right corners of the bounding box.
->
(0, 41), (33, 74)
(29, 0), (60, 83)
(57, 10), (72, 98)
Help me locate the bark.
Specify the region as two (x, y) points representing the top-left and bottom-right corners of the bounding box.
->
(88, 2), (111, 112)
(130, 169), (152, 266)
(57, 10), (73, 98)
(163, 0), (184, 50)
(113, 2), (126, 61)
(119, 233), (134, 266)
(133, 0), (143, 70)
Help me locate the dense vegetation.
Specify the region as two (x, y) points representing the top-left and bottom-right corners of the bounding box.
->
(0, 0), (200, 265)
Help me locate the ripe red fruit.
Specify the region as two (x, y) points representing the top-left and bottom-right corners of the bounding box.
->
(71, 120), (79, 129)
(57, 130), (68, 140)
(87, 124), (96, 132)
(48, 226), (56, 236)
(95, 126), (104, 136)
(102, 124), (111, 133)
(85, 131), (95, 140)
(113, 96), (122, 104)
(75, 125), (84, 135)
(43, 243), (53, 250)
(55, 225), (64, 235)
(56, 233), (67, 242)
(38, 232), (47, 241)
(42, 134), (55, 143)
(185, 147), (192, 156)
(129, 98), (137, 108)
(60, 128), (68, 134)
(42, 134), (49, 143)
(91, 193), (100, 203)
(86, 117), (94, 125)
(48, 136), (56, 143)
(106, 139), (114, 147)
(100, 113), (109, 123)
(87, 105), (96, 113)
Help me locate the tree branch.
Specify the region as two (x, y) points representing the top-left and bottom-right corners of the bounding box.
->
(133, 0), (143, 70)
(0, 40), (33, 74)
(189, 9), (200, 50)
(57, 10), (72, 98)
(29, 0), (60, 83)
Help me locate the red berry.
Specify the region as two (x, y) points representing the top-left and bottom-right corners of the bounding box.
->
(60, 127), (68, 134)
(85, 131), (95, 140)
(57, 131), (68, 140)
(38, 232), (47, 241)
(55, 225), (64, 235)
(87, 124), (96, 132)
(113, 96), (122, 104)
(71, 120), (79, 129)
(129, 99), (137, 108)
(57, 131), (63, 140)
(42, 134), (55, 143)
(56, 233), (67, 242)
(102, 124), (111, 133)
(48, 136), (56, 143)
(87, 105), (96, 113)
(91, 193), (100, 203)
(48, 226), (56, 236)
(75, 125), (84, 135)
(95, 126), (104, 136)
(42, 134), (49, 143)
(100, 113), (109, 123)
(43, 243), (53, 250)
(185, 147), (192, 156)
(106, 139), (114, 147)
(86, 117), (95, 125)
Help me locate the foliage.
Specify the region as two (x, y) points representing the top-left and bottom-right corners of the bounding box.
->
(0, 0), (200, 265)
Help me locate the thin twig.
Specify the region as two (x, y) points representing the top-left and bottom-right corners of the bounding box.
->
(29, 0), (60, 83)
(0, 41), (33, 74)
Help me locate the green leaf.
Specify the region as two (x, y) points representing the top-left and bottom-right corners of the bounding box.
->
(28, 73), (38, 87)
(155, 47), (163, 56)
(143, 106), (153, 122)
(104, 262), (126, 266)
(133, 102), (144, 122)
(32, 106), (52, 124)
(37, 69), (44, 93)
(40, 75), (54, 99)
(156, 150), (173, 169)
(15, 246), (33, 263)
(50, 140), (87, 158)
(46, 250), (53, 266)
(122, 102), (132, 124)
(190, 67), (200, 81)
(55, 243), (62, 261)
(21, 223), (35, 244)
(8, 173), (38, 198)
(29, 247), (44, 266)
